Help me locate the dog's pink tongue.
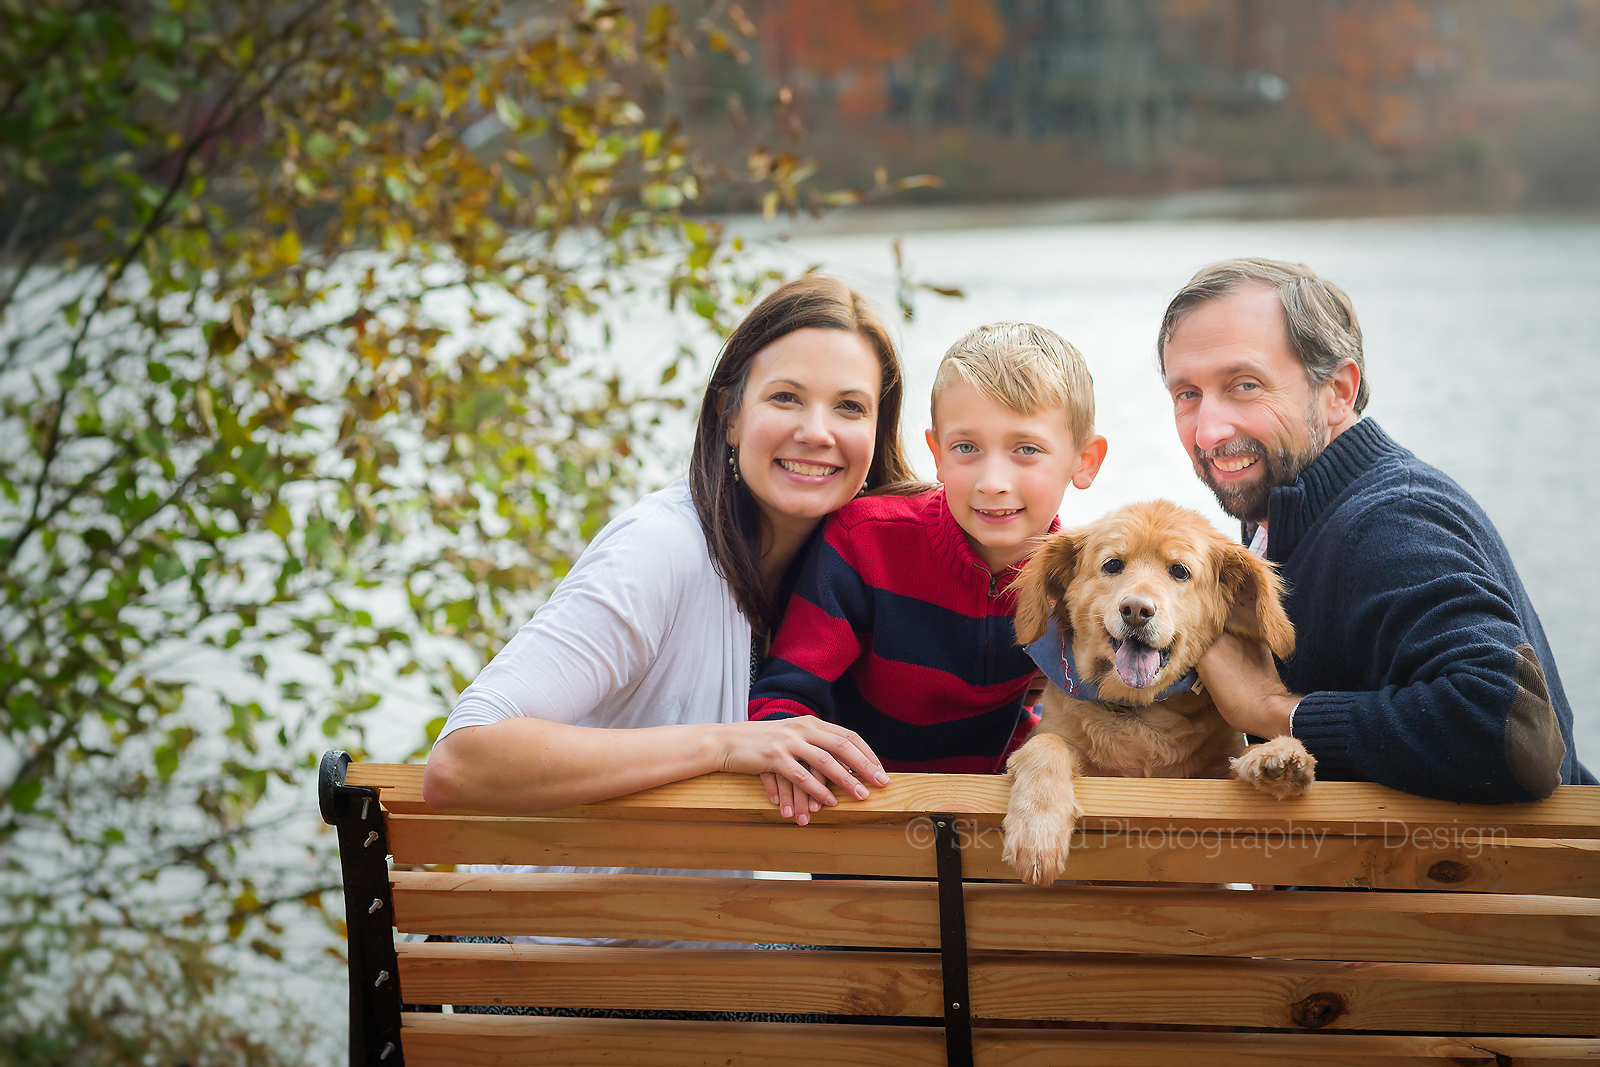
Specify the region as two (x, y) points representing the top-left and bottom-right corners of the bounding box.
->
(1114, 640), (1161, 689)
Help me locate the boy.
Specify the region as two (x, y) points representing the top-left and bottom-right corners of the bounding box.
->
(750, 322), (1108, 822)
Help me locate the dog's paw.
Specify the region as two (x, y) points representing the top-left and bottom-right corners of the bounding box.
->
(1002, 800), (1083, 887)
(1231, 737), (1316, 800)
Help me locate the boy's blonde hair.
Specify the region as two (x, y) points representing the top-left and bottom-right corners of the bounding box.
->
(931, 321), (1095, 446)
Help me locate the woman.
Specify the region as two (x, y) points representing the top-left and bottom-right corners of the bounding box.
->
(423, 275), (916, 819)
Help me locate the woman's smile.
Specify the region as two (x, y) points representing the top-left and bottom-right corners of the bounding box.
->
(776, 458), (843, 479)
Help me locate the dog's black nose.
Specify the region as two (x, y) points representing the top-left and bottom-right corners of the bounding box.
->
(1120, 595), (1157, 626)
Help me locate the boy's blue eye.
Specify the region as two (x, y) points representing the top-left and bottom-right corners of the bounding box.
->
(1017, 445), (1041, 456)
(953, 443), (976, 454)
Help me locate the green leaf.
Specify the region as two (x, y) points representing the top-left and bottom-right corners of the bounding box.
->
(494, 93), (525, 132)
(691, 289), (718, 321)
(153, 736), (184, 781)
(135, 427), (166, 455)
(452, 387), (507, 430)
(152, 553), (186, 584)
(263, 501), (291, 539)
(305, 521), (332, 556)
(138, 71), (181, 105)
(151, 14), (184, 46)
(8, 776), (43, 813)
(10, 691), (45, 731)
(642, 181), (683, 209)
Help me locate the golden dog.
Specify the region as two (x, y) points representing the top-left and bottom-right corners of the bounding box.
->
(1002, 500), (1315, 886)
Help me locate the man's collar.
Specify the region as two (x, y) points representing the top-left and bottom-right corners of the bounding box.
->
(1023, 615), (1200, 709)
(1265, 418), (1409, 561)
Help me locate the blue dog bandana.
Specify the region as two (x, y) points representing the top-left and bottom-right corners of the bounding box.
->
(1023, 615), (1200, 707)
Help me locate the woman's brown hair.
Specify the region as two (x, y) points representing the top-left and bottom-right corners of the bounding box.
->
(690, 275), (915, 633)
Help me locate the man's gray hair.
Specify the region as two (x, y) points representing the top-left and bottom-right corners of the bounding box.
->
(1156, 258), (1370, 415)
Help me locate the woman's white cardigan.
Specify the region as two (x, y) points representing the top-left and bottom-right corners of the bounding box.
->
(441, 478), (752, 742)
(434, 478), (756, 948)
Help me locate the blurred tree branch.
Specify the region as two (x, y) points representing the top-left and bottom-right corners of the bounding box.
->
(0, 0), (903, 1058)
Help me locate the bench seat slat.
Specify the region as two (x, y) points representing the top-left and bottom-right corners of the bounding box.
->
(385, 814), (1600, 896)
(399, 1014), (1600, 1066)
(389, 872), (1600, 966)
(393, 942), (1600, 1035)
(402, 1014), (949, 1067)
(395, 942), (945, 1017)
(352, 765), (1600, 838)
(968, 953), (1600, 1033)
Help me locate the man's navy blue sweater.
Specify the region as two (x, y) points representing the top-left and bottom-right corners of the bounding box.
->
(1262, 418), (1594, 802)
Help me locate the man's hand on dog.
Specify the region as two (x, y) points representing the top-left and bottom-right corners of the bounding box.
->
(715, 717), (889, 826)
(1198, 632), (1301, 740)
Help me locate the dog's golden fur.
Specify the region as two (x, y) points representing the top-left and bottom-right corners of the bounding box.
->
(1002, 500), (1315, 886)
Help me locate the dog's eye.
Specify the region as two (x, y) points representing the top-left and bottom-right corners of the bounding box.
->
(1168, 564), (1191, 582)
(1101, 558), (1123, 575)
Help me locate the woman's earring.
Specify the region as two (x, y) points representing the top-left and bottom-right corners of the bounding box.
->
(728, 444), (739, 483)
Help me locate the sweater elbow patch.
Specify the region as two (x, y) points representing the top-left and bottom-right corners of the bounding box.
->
(1503, 643), (1566, 799)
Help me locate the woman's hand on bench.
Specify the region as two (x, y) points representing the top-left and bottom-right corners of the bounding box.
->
(763, 769), (822, 825)
(714, 718), (889, 826)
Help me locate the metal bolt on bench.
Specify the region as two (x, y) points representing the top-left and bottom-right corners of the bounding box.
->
(320, 750), (405, 1066)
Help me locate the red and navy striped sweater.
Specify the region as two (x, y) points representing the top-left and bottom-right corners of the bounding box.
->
(749, 488), (1052, 774)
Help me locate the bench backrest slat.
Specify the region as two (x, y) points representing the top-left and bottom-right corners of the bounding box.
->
(390, 942), (1600, 1035)
(388, 871), (1600, 965)
(385, 812), (1600, 895)
(395, 942), (945, 1017)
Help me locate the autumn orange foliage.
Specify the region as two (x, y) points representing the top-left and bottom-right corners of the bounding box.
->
(1293, 0), (1452, 149)
(759, 0), (1002, 114)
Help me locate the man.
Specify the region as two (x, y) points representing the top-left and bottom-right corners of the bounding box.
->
(1159, 257), (1594, 802)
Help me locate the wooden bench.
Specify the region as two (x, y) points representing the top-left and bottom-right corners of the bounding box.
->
(319, 749), (1600, 1066)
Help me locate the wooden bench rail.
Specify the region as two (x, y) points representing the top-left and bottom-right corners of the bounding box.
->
(322, 755), (1600, 1067)
(349, 763), (1600, 838)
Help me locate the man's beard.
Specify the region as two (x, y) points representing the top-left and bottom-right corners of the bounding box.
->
(1196, 414), (1328, 524)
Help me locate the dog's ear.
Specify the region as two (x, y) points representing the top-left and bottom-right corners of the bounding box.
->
(1013, 531), (1083, 645)
(1216, 543), (1296, 660)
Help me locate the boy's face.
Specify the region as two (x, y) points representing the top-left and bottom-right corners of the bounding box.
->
(927, 378), (1105, 572)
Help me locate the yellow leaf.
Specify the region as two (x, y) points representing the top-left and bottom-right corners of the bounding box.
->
(646, 3), (673, 39)
(277, 228), (301, 265)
